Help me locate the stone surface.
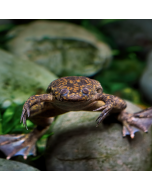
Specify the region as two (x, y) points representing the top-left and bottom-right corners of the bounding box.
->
(45, 101), (152, 171)
(101, 19), (152, 57)
(0, 19), (12, 25)
(6, 20), (112, 76)
(140, 50), (152, 103)
(0, 49), (57, 107)
(0, 158), (39, 171)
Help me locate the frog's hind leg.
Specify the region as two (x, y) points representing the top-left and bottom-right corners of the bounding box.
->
(0, 101), (55, 159)
(0, 124), (51, 159)
(118, 107), (152, 138)
(0, 134), (36, 159)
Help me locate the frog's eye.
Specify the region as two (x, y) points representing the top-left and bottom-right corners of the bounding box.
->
(96, 88), (102, 93)
(82, 88), (89, 95)
(60, 88), (69, 96)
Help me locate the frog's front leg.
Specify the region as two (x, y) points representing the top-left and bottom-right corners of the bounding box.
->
(93, 93), (127, 126)
(93, 93), (152, 138)
(21, 94), (54, 128)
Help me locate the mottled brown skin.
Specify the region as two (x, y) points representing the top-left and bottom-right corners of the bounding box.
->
(0, 76), (152, 159)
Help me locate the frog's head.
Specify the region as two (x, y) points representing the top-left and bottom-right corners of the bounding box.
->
(47, 76), (103, 102)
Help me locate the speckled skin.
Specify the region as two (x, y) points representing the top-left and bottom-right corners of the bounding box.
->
(1, 76), (152, 159)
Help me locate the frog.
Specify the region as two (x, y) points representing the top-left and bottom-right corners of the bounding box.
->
(0, 76), (152, 159)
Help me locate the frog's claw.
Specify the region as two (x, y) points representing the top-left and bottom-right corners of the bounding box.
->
(0, 133), (36, 159)
(20, 108), (30, 130)
(118, 107), (152, 138)
(20, 107), (30, 128)
(94, 105), (113, 127)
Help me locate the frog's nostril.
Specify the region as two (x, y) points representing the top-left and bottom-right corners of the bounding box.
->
(60, 89), (69, 96)
(68, 94), (85, 101)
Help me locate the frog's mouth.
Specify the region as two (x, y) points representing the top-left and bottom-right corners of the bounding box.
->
(56, 94), (89, 102)
(53, 95), (93, 111)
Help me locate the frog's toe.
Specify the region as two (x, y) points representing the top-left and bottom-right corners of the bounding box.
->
(122, 122), (140, 139)
(0, 134), (36, 159)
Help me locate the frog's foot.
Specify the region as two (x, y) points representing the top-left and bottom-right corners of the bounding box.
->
(0, 133), (37, 160)
(121, 121), (140, 139)
(118, 107), (152, 138)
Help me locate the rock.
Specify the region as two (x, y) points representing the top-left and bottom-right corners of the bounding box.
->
(45, 101), (152, 171)
(140, 50), (152, 103)
(0, 19), (12, 25)
(101, 19), (152, 57)
(0, 158), (39, 171)
(6, 20), (112, 76)
(0, 49), (57, 107)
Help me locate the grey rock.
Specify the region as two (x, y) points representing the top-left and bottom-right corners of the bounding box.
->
(140, 50), (152, 103)
(0, 49), (57, 107)
(0, 19), (13, 25)
(101, 19), (152, 57)
(0, 158), (39, 171)
(45, 101), (152, 171)
(6, 20), (112, 76)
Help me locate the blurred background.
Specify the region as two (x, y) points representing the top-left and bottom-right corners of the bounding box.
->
(0, 19), (152, 170)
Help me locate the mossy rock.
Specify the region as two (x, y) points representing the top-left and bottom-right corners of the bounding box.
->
(0, 49), (57, 107)
(6, 20), (112, 76)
